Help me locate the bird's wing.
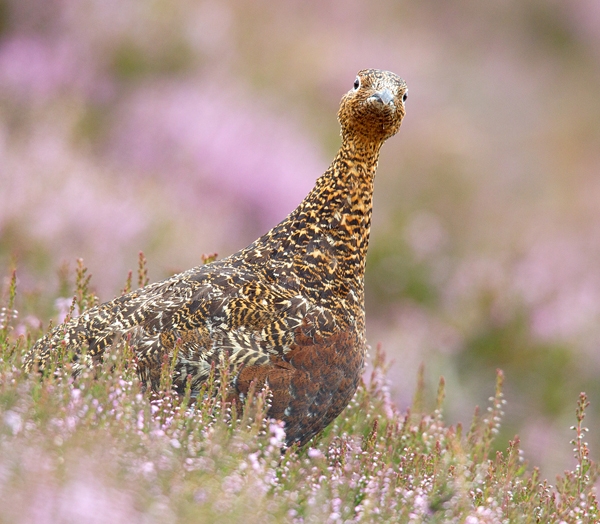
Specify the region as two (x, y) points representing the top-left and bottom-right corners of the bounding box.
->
(128, 265), (340, 392)
(25, 263), (339, 391)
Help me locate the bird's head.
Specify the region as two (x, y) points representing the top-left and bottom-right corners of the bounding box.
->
(338, 69), (407, 146)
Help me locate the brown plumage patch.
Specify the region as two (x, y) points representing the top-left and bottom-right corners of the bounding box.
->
(234, 330), (362, 447)
(24, 69), (408, 447)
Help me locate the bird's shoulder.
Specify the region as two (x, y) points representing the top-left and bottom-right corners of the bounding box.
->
(109, 260), (340, 348)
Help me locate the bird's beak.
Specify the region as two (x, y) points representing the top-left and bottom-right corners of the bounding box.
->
(370, 88), (394, 106)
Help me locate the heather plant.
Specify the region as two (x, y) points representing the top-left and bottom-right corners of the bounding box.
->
(1, 262), (598, 523)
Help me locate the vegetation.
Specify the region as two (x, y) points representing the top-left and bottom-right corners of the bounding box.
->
(1, 261), (597, 523)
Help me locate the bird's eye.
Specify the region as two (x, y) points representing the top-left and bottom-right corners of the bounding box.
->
(402, 91), (408, 103)
(353, 77), (360, 90)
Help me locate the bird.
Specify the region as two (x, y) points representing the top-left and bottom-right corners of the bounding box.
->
(24, 69), (408, 447)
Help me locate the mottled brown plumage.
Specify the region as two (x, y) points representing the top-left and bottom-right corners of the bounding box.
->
(25, 69), (408, 447)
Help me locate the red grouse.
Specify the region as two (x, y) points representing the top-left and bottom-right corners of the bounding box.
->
(25, 69), (408, 447)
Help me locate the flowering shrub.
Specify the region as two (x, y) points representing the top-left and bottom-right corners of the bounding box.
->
(0, 263), (598, 523)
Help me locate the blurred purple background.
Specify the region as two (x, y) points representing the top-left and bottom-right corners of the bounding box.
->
(1, 0), (600, 477)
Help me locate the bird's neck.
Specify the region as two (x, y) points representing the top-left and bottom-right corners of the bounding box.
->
(239, 137), (383, 302)
(305, 139), (382, 258)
